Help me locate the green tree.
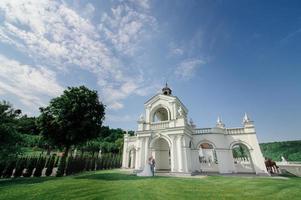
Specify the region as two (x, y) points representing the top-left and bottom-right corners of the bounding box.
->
(37, 86), (105, 175)
(0, 101), (22, 161)
(16, 115), (39, 135)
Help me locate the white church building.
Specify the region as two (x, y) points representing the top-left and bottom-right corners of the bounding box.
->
(122, 84), (268, 175)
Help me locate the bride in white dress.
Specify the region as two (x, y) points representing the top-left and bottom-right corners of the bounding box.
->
(137, 157), (153, 176)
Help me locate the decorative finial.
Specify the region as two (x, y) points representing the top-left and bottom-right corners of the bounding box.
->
(216, 116), (225, 128)
(243, 113), (250, 123)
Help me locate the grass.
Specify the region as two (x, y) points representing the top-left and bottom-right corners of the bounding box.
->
(0, 170), (300, 200)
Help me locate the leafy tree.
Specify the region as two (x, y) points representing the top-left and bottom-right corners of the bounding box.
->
(0, 101), (22, 161)
(16, 116), (39, 135)
(37, 86), (105, 158)
(38, 86), (105, 176)
(260, 140), (301, 161)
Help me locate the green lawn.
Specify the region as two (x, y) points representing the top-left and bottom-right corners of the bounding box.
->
(0, 170), (300, 200)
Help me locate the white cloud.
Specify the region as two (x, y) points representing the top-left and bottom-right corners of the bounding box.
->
(0, 0), (157, 110)
(98, 3), (156, 56)
(0, 54), (63, 109)
(175, 59), (206, 80)
(82, 3), (95, 19)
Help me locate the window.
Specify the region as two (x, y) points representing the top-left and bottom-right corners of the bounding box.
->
(153, 107), (169, 122)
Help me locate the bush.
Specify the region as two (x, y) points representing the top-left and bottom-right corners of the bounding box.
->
(23, 157), (37, 177)
(91, 158), (96, 171)
(0, 161), (6, 178)
(53, 155), (59, 167)
(13, 157), (27, 178)
(65, 156), (74, 176)
(45, 155), (56, 176)
(56, 156), (66, 177)
(2, 159), (16, 178)
(33, 156), (46, 177)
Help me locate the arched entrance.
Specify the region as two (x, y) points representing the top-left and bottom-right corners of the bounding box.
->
(198, 142), (219, 172)
(150, 138), (171, 171)
(128, 148), (136, 169)
(231, 143), (255, 173)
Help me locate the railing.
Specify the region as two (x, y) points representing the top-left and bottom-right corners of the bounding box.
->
(226, 128), (245, 134)
(194, 128), (212, 134)
(150, 121), (169, 130)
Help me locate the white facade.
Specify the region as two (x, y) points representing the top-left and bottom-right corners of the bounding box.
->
(122, 85), (268, 175)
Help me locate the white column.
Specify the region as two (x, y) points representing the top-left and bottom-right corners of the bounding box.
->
(130, 151), (135, 168)
(135, 139), (142, 170)
(144, 137), (149, 165)
(181, 136), (189, 172)
(170, 135), (177, 172)
(177, 136), (183, 172)
(122, 138), (128, 168)
(139, 138), (145, 169)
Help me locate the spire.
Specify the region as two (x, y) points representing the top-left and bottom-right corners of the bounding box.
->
(243, 112), (250, 124)
(162, 82), (172, 95)
(216, 116), (225, 128)
(242, 112), (255, 129)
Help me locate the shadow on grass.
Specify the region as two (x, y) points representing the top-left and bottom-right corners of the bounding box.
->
(0, 176), (56, 187)
(75, 172), (171, 181)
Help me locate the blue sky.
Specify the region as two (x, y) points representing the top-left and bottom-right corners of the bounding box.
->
(0, 0), (300, 142)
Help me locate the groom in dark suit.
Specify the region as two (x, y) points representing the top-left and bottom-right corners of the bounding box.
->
(150, 156), (155, 176)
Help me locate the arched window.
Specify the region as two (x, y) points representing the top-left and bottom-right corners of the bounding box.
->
(153, 107), (169, 122)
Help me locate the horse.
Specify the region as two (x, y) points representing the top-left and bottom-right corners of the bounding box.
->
(265, 158), (280, 174)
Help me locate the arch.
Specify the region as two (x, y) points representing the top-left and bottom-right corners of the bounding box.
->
(229, 140), (253, 150)
(149, 134), (172, 148)
(149, 136), (171, 171)
(230, 141), (255, 173)
(197, 141), (219, 172)
(150, 104), (171, 122)
(196, 140), (217, 149)
(128, 148), (136, 169)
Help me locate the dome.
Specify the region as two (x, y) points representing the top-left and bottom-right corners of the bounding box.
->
(162, 83), (172, 96)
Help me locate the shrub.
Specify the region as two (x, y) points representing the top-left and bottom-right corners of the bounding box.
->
(56, 156), (66, 177)
(13, 157), (27, 178)
(2, 159), (16, 178)
(91, 158), (96, 171)
(45, 155), (56, 176)
(53, 156), (59, 167)
(65, 156), (74, 176)
(0, 161), (6, 178)
(23, 157), (37, 177)
(33, 156), (46, 177)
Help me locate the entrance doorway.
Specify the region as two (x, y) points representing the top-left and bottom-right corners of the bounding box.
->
(128, 148), (136, 168)
(150, 138), (171, 171)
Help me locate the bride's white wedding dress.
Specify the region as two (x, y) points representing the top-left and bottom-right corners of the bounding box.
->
(137, 163), (152, 176)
